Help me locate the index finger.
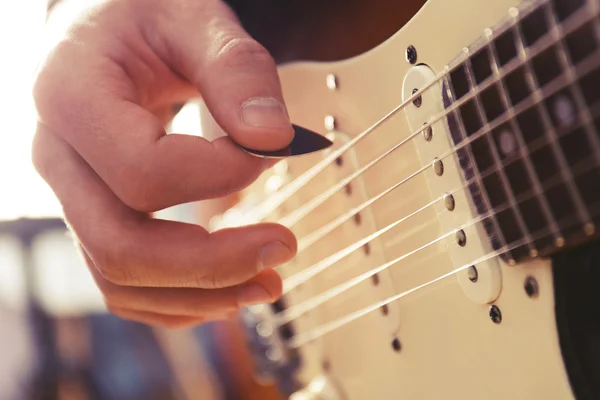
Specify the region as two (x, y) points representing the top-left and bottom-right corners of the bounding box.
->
(33, 8), (286, 212)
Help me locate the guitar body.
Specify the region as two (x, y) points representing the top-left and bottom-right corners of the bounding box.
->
(207, 0), (600, 398)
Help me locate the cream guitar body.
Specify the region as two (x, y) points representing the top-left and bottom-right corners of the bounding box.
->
(210, 0), (600, 398)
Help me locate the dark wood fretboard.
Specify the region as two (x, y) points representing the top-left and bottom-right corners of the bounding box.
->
(445, 0), (600, 263)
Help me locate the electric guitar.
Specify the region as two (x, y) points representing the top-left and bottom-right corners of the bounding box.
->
(208, 0), (600, 398)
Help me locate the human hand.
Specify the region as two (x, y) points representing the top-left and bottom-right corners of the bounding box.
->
(32, 0), (297, 327)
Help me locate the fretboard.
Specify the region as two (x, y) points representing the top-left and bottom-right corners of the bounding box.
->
(444, 0), (600, 263)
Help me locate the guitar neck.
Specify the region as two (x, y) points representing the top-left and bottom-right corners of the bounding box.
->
(444, 0), (600, 263)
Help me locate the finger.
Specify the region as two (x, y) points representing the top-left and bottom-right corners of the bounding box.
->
(33, 21), (274, 212)
(151, 0), (295, 152)
(33, 123), (295, 289)
(107, 306), (210, 329)
(85, 248), (284, 314)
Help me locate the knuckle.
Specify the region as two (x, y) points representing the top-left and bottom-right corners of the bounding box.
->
(33, 41), (80, 126)
(114, 169), (158, 212)
(92, 247), (137, 287)
(215, 36), (273, 70)
(193, 267), (239, 290)
(30, 129), (54, 181)
(32, 57), (59, 119)
(95, 261), (129, 286)
(195, 269), (221, 290)
(111, 138), (164, 213)
(191, 266), (228, 290)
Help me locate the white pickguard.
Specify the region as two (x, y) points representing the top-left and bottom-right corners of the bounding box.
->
(223, 0), (578, 398)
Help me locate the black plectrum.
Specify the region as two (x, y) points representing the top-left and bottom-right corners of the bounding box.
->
(239, 124), (333, 158)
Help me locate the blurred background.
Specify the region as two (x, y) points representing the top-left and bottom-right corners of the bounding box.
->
(0, 3), (271, 399)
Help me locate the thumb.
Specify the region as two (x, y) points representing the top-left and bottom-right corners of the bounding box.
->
(152, 0), (294, 151)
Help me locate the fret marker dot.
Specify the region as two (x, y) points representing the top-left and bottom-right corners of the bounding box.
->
(553, 95), (575, 127)
(499, 130), (517, 156)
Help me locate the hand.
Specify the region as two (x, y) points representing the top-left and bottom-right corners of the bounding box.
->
(32, 0), (297, 328)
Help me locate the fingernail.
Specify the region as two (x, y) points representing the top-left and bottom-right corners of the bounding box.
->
(241, 97), (290, 129)
(239, 283), (272, 306)
(260, 241), (293, 269)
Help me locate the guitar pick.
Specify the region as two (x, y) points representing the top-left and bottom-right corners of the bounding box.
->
(238, 124), (333, 158)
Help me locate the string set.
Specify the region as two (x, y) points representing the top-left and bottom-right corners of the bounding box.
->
(288, 196), (600, 349)
(245, 0), (594, 230)
(237, 0), (600, 351)
(282, 53), (600, 295)
(277, 152), (599, 326)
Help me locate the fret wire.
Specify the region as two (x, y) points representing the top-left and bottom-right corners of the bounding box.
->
(547, 1), (600, 235)
(283, 103), (600, 323)
(588, 0), (600, 150)
(547, 0), (600, 235)
(288, 191), (600, 349)
(282, 59), (600, 297)
(444, 66), (515, 263)
(241, 0), (594, 228)
(242, 0), (591, 228)
(484, 29), (561, 253)
(511, 6), (591, 242)
(549, 0), (600, 156)
(462, 45), (537, 258)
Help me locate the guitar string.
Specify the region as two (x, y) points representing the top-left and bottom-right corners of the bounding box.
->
(276, 151), (599, 325)
(275, 4), (595, 229)
(244, 1), (593, 229)
(280, 58), (600, 294)
(295, 178), (423, 253)
(293, 37), (600, 255)
(287, 198), (600, 349)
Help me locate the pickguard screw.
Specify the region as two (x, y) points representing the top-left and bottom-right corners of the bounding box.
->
(444, 193), (455, 211)
(406, 45), (417, 64)
(456, 229), (467, 247)
(392, 337), (402, 352)
(412, 88), (422, 107)
(422, 123), (433, 141)
(324, 115), (336, 131)
(524, 276), (539, 298)
(381, 304), (389, 316)
(489, 305), (502, 324)
(371, 273), (379, 285)
(363, 243), (371, 255)
(344, 183), (353, 196)
(433, 158), (444, 176)
(467, 265), (478, 283)
(326, 74), (337, 90)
